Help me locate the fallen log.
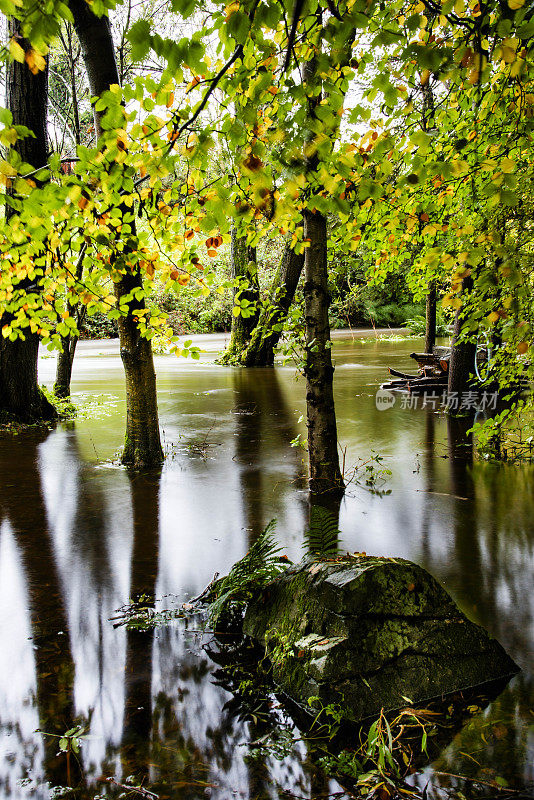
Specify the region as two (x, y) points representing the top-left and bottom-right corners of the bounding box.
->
(388, 367), (420, 380)
(409, 352), (437, 367)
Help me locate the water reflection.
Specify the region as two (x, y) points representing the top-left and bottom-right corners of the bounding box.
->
(0, 336), (532, 798)
(121, 472), (160, 783)
(0, 431), (82, 790)
(231, 367), (307, 544)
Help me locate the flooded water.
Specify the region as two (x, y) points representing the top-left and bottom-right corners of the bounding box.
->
(0, 331), (532, 799)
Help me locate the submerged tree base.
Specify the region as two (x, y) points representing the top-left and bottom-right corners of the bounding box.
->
(0, 387), (58, 429)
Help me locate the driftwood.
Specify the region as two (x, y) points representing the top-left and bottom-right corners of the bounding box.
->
(382, 349), (452, 392)
(388, 367), (420, 380)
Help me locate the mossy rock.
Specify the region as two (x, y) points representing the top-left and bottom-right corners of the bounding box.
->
(243, 555), (519, 723)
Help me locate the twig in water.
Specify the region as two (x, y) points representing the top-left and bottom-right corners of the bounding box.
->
(189, 571), (220, 604)
(106, 776), (159, 798)
(433, 771), (524, 793)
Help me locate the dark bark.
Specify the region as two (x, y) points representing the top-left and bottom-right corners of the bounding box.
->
(53, 26), (83, 398)
(68, 0), (121, 140)
(54, 335), (78, 398)
(219, 229), (260, 365)
(0, 18), (57, 422)
(425, 281), (437, 354)
(448, 276), (477, 399)
(303, 55), (343, 497)
(70, 0), (163, 465)
(242, 242), (304, 367)
(117, 271), (163, 466)
(54, 254), (86, 398)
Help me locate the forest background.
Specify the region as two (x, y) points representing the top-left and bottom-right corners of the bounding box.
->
(0, 0), (533, 489)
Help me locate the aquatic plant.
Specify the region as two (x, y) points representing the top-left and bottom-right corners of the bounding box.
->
(207, 521), (288, 627)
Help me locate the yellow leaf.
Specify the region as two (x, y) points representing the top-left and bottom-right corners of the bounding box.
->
(0, 160), (17, 178)
(9, 38), (25, 63)
(517, 341), (528, 354)
(451, 159), (469, 176)
(25, 48), (46, 75)
(501, 157), (515, 173)
(508, 0), (525, 8)
(0, 127), (18, 146)
(487, 311), (499, 323)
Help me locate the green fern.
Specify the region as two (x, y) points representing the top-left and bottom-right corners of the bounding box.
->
(208, 521), (287, 626)
(305, 506), (341, 559)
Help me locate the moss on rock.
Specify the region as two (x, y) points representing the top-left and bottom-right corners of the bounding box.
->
(243, 555), (519, 722)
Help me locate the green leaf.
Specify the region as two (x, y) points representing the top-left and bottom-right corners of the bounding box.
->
(0, 108), (13, 126)
(127, 19), (152, 62)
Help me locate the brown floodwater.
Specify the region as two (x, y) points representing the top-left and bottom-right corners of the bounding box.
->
(0, 331), (532, 799)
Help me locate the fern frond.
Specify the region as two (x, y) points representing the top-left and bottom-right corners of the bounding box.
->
(208, 520), (287, 626)
(304, 506), (341, 559)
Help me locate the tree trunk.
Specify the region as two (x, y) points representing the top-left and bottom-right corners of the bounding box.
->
(70, 0), (163, 465)
(242, 242), (304, 366)
(54, 335), (78, 398)
(68, 0), (121, 139)
(116, 273), (163, 466)
(448, 276), (477, 400)
(54, 253), (86, 398)
(219, 228), (260, 365)
(302, 57), (343, 497)
(53, 24), (83, 399)
(425, 281), (436, 354)
(0, 18), (57, 422)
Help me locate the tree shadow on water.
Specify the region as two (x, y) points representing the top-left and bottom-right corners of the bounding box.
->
(0, 430), (84, 790)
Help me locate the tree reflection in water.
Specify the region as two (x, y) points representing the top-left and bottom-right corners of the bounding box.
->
(0, 336), (533, 798)
(0, 430), (83, 790)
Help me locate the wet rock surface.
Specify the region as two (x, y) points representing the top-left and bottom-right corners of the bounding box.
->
(243, 555), (519, 722)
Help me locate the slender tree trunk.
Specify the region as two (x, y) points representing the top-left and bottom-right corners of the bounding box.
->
(242, 242), (304, 367)
(448, 276), (477, 399)
(70, 0), (163, 465)
(219, 228), (260, 365)
(303, 56), (343, 497)
(54, 333), (80, 398)
(425, 281), (436, 354)
(0, 19), (57, 422)
(53, 24), (83, 398)
(54, 253), (86, 398)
